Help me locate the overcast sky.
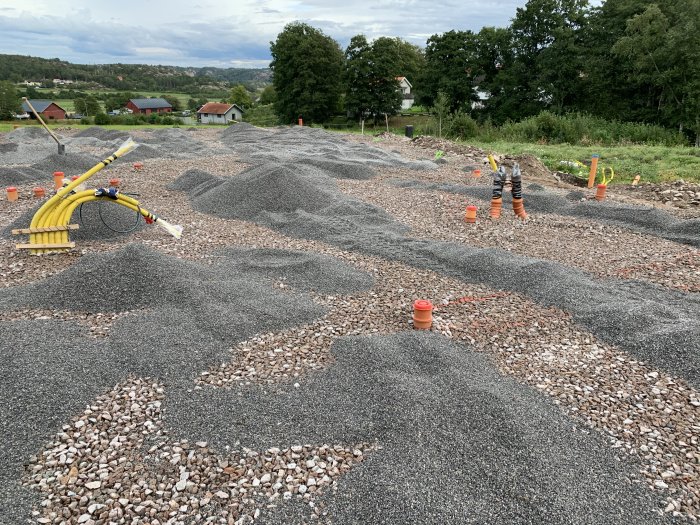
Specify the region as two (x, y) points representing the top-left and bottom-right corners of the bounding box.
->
(0, 0), (589, 69)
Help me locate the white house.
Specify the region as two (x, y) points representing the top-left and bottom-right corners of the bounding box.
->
(396, 77), (414, 110)
(197, 102), (244, 124)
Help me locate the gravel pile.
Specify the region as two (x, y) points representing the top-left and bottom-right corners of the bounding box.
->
(0, 244), (326, 341)
(0, 151), (100, 185)
(221, 125), (434, 171)
(391, 179), (700, 247)
(172, 332), (668, 524)
(175, 163), (406, 240)
(213, 247), (374, 295)
(74, 126), (130, 141)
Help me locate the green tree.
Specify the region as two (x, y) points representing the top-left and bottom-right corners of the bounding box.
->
(73, 94), (101, 116)
(503, 0), (589, 119)
(228, 84), (253, 108)
(431, 91), (450, 138)
(344, 35), (403, 130)
(371, 37), (425, 83)
(471, 27), (516, 122)
(612, 1), (700, 145)
(259, 85), (277, 105)
(270, 22), (345, 124)
(161, 95), (182, 112)
(344, 35), (374, 131)
(0, 81), (20, 119)
(418, 30), (479, 111)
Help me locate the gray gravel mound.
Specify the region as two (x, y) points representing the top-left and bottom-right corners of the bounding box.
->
(0, 152), (102, 185)
(213, 247), (374, 294)
(175, 163), (406, 240)
(0, 244), (326, 343)
(167, 168), (224, 194)
(73, 126), (129, 141)
(220, 124), (434, 171)
(391, 179), (700, 247)
(300, 157), (377, 180)
(5, 127), (51, 142)
(169, 332), (668, 525)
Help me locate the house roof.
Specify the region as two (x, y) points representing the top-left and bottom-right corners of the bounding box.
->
(22, 100), (65, 113)
(396, 76), (412, 88)
(129, 98), (172, 110)
(197, 102), (244, 115)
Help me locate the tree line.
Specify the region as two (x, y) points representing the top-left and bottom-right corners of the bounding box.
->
(0, 54), (271, 93)
(269, 0), (700, 145)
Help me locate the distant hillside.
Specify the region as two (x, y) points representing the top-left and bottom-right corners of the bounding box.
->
(0, 54), (271, 92)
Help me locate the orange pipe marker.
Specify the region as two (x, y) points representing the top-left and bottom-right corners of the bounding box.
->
(413, 299), (433, 330)
(6, 187), (18, 202)
(464, 205), (477, 223)
(595, 184), (607, 201)
(587, 154), (599, 188)
(33, 187), (46, 198)
(53, 171), (65, 190)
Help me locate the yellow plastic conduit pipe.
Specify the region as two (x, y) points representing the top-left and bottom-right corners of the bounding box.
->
(29, 139), (138, 252)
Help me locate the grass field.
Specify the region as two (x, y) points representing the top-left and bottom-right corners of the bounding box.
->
(471, 141), (700, 184)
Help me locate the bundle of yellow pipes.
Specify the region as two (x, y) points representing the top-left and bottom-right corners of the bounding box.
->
(21, 138), (182, 254)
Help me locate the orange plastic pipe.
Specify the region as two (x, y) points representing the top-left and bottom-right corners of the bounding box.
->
(587, 154), (599, 188)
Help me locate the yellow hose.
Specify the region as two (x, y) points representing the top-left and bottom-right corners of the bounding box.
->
(29, 139), (138, 252)
(488, 154), (498, 172)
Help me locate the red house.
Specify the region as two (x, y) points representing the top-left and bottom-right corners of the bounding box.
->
(21, 100), (67, 120)
(126, 98), (173, 115)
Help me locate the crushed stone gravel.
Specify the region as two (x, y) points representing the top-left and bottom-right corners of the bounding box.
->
(1, 124), (699, 523)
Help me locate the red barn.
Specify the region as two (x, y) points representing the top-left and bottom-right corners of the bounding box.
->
(21, 100), (67, 120)
(126, 98), (173, 115)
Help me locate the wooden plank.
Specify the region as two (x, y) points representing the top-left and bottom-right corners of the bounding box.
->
(11, 224), (80, 235)
(15, 242), (75, 250)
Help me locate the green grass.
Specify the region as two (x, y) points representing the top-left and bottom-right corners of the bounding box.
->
(0, 122), (182, 132)
(470, 141), (700, 184)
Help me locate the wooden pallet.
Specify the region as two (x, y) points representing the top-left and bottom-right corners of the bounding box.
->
(11, 224), (80, 235)
(15, 242), (75, 250)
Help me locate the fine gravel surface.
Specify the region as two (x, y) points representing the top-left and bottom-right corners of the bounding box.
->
(2, 125), (700, 523)
(390, 179), (700, 247)
(170, 332), (668, 525)
(212, 247), (374, 295)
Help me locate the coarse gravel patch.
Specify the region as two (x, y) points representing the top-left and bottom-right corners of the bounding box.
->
(390, 179), (700, 247)
(170, 331), (669, 525)
(0, 320), (119, 522)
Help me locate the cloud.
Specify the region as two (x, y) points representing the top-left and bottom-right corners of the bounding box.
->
(0, 0), (528, 67)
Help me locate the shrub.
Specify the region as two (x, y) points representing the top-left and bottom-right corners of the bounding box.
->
(446, 111), (478, 140)
(94, 112), (110, 125)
